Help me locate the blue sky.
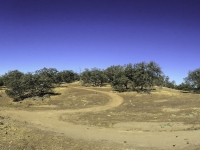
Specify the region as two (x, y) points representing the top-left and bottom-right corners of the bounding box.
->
(0, 0), (200, 84)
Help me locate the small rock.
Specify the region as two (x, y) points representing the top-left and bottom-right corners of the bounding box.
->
(173, 144), (175, 147)
(5, 131), (7, 134)
(124, 141), (127, 143)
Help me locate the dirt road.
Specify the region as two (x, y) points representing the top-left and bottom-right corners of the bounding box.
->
(2, 87), (200, 149)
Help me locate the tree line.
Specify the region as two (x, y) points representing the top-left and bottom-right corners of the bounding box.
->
(0, 68), (79, 101)
(80, 61), (200, 93)
(0, 61), (200, 101)
(81, 61), (163, 92)
(80, 62), (177, 92)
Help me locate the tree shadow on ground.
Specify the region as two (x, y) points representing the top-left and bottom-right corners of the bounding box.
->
(13, 92), (61, 102)
(181, 90), (200, 94)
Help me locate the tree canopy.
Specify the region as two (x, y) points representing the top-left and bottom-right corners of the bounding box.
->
(81, 68), (107, 86)
(184, 68), (200, 92)
(0, 76), (4, 87)
(2, 61), (200, 101)
(80, 61), (163, 92)
(2, 68), (80, 101)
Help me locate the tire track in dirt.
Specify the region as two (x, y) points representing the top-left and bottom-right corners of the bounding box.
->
(2, 87), (200, 149)
(58, 87), (124, 113)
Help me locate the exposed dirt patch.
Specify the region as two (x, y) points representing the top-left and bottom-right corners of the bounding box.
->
(163, 108), (180, 112)
(1, 84), (200, 150)
(0, 114), (131, 150)
(60, 86), (200, 129)
(51, 87), (109, 109)
(30, 105), (58, 108)
(154, 99), (168, 103)
(2, 85), (110, 111)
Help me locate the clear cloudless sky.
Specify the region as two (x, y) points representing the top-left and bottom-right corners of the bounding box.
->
(0, 0), (200, 84)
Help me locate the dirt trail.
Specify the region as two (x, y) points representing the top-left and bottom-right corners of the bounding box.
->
(2, 87), (200, 149)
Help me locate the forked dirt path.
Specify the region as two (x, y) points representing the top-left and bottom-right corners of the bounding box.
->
(2, 87), (200, 149)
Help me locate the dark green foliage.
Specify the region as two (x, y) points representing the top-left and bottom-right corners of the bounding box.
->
(32, 68), (59, 95)
(3, 70), (26, 100)
(90, 68), (107, 86)
(155, 75), (178, 89)
(0, 76), (4, 86)
(105, 65), (133, 92)
(129, 62), (150, 90)
(1, 68), (79, 101)
(184, 68), (200, 92)
(176, 82), (192, 91)
(167, 80), (176, 89)
(3, 68), (61, 101)
(57, 70), (79, 83)
(146, 61), (163, 87)
(160, 76), (176, 89)
(105, 65), (124, 83)
(35, 67), (59, 85)
(110, 61), (163, 92)
(153, 75), (165, 87)
(81, 68), (107, 86)
(24, 73), (52, 96)
(1, 61), (181, 98)
(111, 68), (130, 92)
(124, 61), (163, 91)
(5, 90), (16, 98)
(80, 69), (91, 85)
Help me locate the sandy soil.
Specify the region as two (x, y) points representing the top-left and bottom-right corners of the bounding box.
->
(1, 85), (200, 149)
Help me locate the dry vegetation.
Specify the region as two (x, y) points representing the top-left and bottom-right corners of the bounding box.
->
(0, 85), (109, 111)
(60, 86), (200, 130)
(1, 83), (200, 149)
(0, 116), (128, 150)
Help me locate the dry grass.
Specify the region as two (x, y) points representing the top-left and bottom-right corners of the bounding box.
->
(0, 84), (109, 110)
(0, 115), (128, 150)
(60, 85), (200, 129)
(1, 83), (200, 149)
